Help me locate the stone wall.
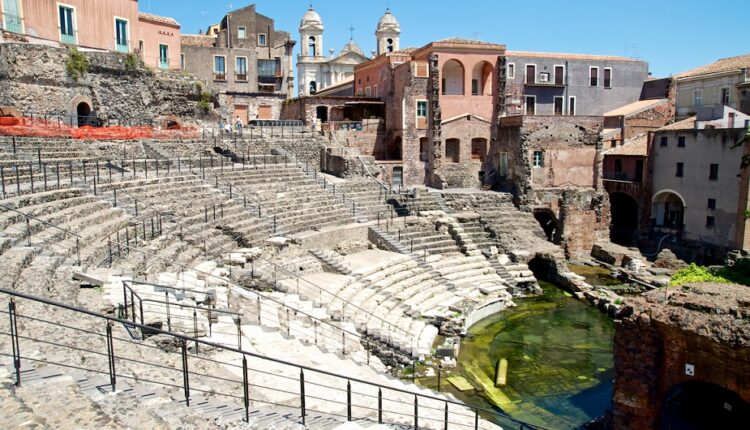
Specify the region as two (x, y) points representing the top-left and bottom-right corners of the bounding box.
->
(0, 43), (202, 123)
(529, 188), (611, 259)
(391, 60), (429, 186)
(220, 93), (284, 122)
(612, 283), (750, 429)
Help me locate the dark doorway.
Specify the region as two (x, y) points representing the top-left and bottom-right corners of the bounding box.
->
(659, 381), (750, 430)
(533, 209), (558, 242)
(315, 106), (328, 123)
(77, 102), (92, 127)
(609, 193), (639, 246)
(385, 137), (402, 160)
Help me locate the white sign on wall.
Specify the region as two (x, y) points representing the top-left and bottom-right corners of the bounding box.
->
(685, 363), (695, 376)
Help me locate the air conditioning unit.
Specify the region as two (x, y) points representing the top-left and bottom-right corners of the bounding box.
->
(539, 73), (549, 83)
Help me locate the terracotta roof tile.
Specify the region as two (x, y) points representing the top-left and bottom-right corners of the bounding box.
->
(674, 54), (750, 79)
(657, 117), (696, 131)
(605, 134), (648, 156)
(507, 50), (639, 62)
(604, 99), (668, 117)
(181, 34), (217, 47)
(138, 12), (180, 28)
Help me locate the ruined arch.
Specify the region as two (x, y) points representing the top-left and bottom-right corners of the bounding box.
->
(533, 208), (558, 242)
(441, 59), (465, 95)
(610, 192), (639, 246)
(471, 61), (493, 95)
(659, 381), (750, 429)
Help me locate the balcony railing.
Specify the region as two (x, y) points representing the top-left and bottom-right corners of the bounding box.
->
(159, 59), (169, 70)
(116, 43), (129, 54)
(235, 73), (247, 82)
(603, 172), (641, 182)
(60, 32), (77, 45)
(213, 72), (226, 81)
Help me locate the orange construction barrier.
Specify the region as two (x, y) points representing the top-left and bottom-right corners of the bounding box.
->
(0, 116), (199, 140)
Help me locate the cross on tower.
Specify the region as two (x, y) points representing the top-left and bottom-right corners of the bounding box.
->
(349, 25), (354, 40)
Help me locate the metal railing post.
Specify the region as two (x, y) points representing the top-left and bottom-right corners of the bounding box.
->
(299, 369), (306, 425)
(414, 395), (418, 430)
(444, 401), (449, 430)
(165, 290), (172, 332)
(76, 237), (81, 266)
(181, 339), (190, 406)
(378, 388), (383, 424)
(193, 309), (199, 353)
(347, 380), (352, 421)
(9, 298), (21, 386)
(242, 355), (250, 422)
(106, 321), (116, 391)
(475, 408), (479, 430)
(25, 216), (31, 246)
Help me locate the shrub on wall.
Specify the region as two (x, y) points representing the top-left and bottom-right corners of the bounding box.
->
(124, 53), (138, 71)
(66, 47), (89, 81)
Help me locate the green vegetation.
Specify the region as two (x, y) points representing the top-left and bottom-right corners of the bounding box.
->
(669, 264), (730, 286)
(66, 47), (89, 81)
(124, 53), (138, 71)
(198, 91), (213, 113)
(669, 261), (750, 287)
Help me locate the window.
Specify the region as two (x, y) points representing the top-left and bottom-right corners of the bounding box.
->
(258, 33), (267, 46)
(709, 164), (719, 180)
(660, 136), (668, 147)
(213, 56), (226, 80)
(386, 38), (394, 53)
(374, 85), (379, 98)
(507, 63), (515, 79)
(237, 26), (246, 39)
(590, 67), (599, 86)
(603, 68), (612, 88)
(365, 87), (371, 97)
(554, 65), (564, 85)
(533, 151), (544, 168)
(721, 88), (730, 105)
(524, 95), (536, 115)
(472, 79), (479, 96)
(525, 64), (536, 84)
(115, 18), (128, 53)
(158, 44), (169, 69)
(309, 81), (317, 94)
(706, 216), (715, 228)
(180, 53), (185, 70)
(2, 0), (23, 33)
(553, 97), (564, 115)
(416, 100), (428, 117)
(677, 136), (686, 147)
(471, 138), (487, 162)
(235, 57), (248, 81)
(308, 36), (316, 56)
(59, 4), (76, 44)
(419, 138), (429, 162)
(257, 59), (278, 78)
(614, 159), (623, 173)
(675, 162), (684, 177)
(693, 90), (702, 108)
(138, 40), (144, 53)
(568, 97), (576, 116)
(707, 198), (716, 210)
(446, 139), (460, 163)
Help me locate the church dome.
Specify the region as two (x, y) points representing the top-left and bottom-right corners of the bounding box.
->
(376, 9), (400, 33)
(340, 39), (366, 57)
(300, 7), (323, 30)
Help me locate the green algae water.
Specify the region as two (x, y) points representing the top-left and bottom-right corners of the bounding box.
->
(448, 282), (614, 429)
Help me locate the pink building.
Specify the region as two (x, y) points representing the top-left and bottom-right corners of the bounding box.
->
(1, 0), (181, 69)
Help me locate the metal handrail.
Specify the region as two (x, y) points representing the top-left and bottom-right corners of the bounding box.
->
(0, 287), (546, 429)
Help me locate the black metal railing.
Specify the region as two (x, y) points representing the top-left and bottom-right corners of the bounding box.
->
(0, 287), (545, 429)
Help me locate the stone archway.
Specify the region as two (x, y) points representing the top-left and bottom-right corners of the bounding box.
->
(68, 95), (95, 127)
(659, 381), (750, 429)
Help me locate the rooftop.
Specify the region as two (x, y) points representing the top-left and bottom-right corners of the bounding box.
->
(506, 50), (640, 62)
(181, 34), (217, 48)
(657, 116), (696, 131)
(674, 53), (750, 79)
(604, 99), (668, 118)
(138, 12), (180, 28)
(605, 134), (649, 156)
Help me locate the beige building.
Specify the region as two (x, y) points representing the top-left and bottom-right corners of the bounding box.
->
(650, 106), (750, 252)
(674, 53), (750, 119)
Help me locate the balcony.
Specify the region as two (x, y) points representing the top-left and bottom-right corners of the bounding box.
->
(235, 73), (248, 82)
(603, 173), (642, 197)
(213, 72), (226, 81)
(116, 43), (129, 54)
(159, 60), (169, 70)
(258, 75), (277, 85)
(60, 32), (76, 45)
(524, 76), (564, 88)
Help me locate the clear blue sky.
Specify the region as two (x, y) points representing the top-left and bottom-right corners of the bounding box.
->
(143, 0), (748, 78)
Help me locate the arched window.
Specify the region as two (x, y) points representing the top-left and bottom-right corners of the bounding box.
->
(309, 81), (317, 95)
(308, 36), (316, 57)
(441, 59), (465, 96)
(471, 61), (494, 96)
(386, 38), (394, 53)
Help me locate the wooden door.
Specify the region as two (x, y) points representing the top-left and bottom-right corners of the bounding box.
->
(257, 105), (272, 120)
(233, 105), (248, 125)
